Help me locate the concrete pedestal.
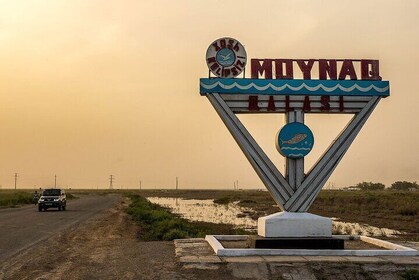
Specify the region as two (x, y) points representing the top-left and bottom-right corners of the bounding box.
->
(258, 212), (332, 238)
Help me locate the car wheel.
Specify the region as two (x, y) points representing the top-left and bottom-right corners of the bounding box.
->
(38, 206), (42, 212)
(58, 205), (62, 211)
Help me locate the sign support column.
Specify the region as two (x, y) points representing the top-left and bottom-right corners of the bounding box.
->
(285, 110), (305, 191)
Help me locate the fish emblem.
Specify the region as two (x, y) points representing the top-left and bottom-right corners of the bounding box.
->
(281, 133), (307, 145)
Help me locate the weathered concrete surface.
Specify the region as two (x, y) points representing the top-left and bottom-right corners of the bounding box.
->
(258, 212), (332, 237)
(206, 234), (418, 257)
(175, 238), (419, 280)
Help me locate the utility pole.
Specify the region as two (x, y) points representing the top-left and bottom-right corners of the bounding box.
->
(54, 174), (57, 188)
(234, 181), (236, 190)
(140, 180), (142, 190)
(176, 177), (178, 190)
(14, 173), (18, 190)
(109, 175), (114, 189)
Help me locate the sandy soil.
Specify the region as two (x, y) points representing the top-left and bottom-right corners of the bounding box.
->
(0, 198), (237, 280)
(1, 197), (417, 280)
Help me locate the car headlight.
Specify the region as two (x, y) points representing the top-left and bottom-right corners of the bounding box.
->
(54, 198), (59, 201)
(39, 198), (44, 201)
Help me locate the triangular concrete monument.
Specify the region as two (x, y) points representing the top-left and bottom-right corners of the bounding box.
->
(201, 37), (389, 237)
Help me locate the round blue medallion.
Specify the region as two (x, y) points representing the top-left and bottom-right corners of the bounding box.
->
(216, 48), (236, 67)
(206, 37), (247, 78)
(276, 122), (314, 159)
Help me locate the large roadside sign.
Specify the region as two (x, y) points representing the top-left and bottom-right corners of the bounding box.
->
(200, 37), (389, 213)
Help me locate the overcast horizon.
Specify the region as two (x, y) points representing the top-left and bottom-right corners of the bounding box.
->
(1, 1), (418, 190)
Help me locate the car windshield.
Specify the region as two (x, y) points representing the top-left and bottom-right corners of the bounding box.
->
(42, 189), (60, 196)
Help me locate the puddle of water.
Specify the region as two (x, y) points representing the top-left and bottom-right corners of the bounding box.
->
(147, 197), (257, 230)
(332, 218), (403, 237)
(147, 197), (403, 237)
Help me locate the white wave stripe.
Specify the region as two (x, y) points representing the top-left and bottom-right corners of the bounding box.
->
(201, 81), (389, 93)
(281, 147), (311, 151)
(287, 153), (305, 157)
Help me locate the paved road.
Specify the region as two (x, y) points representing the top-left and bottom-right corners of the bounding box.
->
(0, 194), (121, 262)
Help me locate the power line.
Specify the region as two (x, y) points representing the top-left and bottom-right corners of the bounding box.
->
(14, 173), (18, 190)
(109, 175), (115, 189)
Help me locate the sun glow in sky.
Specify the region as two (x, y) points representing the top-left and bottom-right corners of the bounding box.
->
(1, 1), (418, 189)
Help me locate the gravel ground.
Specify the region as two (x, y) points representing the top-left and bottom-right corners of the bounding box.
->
(1, 197), (417, 280)
(0, 198), (240, 280)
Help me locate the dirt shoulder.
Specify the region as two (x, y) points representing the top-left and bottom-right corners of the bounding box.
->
(1, 197), (417, 280)
(0, 198), (238, 280)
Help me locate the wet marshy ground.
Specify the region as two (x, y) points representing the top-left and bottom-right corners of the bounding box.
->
(147, 197), (403, 237)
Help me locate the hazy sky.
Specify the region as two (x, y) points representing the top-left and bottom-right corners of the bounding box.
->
(1, 0), (418, 189)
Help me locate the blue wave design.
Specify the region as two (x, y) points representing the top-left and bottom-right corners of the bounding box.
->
(281, 147), (311, 151)
(200, 78), (390, 96)
(287, 153), (305, 157)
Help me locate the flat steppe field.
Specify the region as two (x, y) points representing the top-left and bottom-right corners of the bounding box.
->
(135, 189), (419, 241)
(1, 188), (418, 240)
(1, 189), (418, 280)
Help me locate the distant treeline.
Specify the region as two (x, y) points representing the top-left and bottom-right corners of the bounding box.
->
(347, 181), (419, 191)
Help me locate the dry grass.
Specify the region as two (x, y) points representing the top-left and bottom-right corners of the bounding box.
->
(135, 189), (419, 241)
(0, 189), (76, 208)
(0, 190), (33, 207)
